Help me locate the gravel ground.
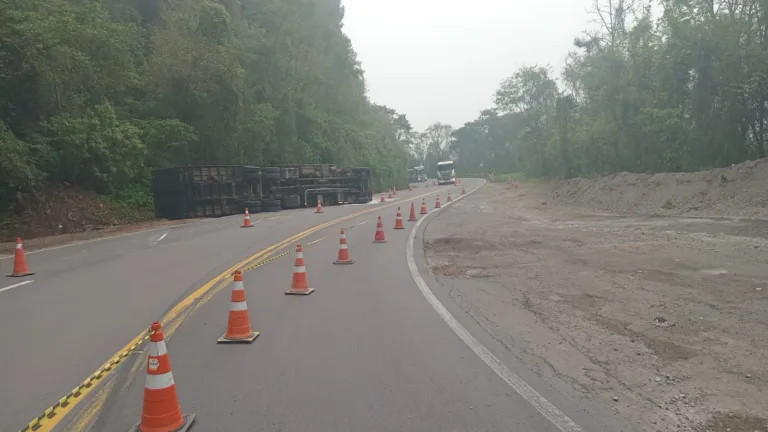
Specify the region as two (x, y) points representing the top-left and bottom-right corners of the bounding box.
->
(424, 182), (768, 432)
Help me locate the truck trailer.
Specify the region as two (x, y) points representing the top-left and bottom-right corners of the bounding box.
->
(151, 164), (373, 220)
(408, 166), (427, 183)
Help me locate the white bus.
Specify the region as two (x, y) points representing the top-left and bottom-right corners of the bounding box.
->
(436, 160), (456, 185)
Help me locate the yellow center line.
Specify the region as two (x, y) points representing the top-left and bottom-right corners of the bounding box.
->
(29, 186), (455, 432)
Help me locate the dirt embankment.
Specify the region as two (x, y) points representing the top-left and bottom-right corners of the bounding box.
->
(549, 158), (768, 218)
(0, 185), (182, 254)
(425, 166), (768, 432)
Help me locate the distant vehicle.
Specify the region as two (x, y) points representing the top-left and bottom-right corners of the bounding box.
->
(436, 160), (456, 185)
(408, 166), (427, 183)
(151, 164), (373, 219)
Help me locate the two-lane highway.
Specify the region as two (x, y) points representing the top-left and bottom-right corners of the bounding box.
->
(1, 179), (624, 432)
(0, 183), (452, 431)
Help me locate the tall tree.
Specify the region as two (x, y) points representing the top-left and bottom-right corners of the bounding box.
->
(0, 0), (413, 209)
(448, 0), (768, 179)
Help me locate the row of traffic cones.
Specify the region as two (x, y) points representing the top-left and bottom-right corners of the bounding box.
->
(8, 187), (467, 280)
(133, 183), (466, 431)
(133, 242), (315, 429)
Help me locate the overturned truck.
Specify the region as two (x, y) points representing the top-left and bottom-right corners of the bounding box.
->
(152, 164), (374, 220)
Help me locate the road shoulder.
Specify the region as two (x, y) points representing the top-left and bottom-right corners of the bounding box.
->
(422, 182), (768, 432)
(411, 182), (631, 432)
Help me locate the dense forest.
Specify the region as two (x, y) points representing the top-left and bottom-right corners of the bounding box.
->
(408, 0), (768, 178)
(5, 0), (767, 216)
(0, 0), (412, 212)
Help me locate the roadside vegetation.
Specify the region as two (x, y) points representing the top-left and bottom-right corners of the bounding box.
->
(6, 0), (768, 238)
(0, 0), (413, 229)
(406, 0), (768, 180)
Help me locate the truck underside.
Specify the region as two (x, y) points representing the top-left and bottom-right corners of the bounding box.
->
(152, 164), (373, 219)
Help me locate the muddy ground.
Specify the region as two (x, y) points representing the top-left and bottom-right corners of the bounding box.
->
(0, 184), (160, 242)
(425, 181), (768, 432)
(0, 184), (196, 254)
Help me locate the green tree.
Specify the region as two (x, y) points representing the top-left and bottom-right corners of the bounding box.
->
(0, 0), (412, 211)
(448, 0), (768, 179)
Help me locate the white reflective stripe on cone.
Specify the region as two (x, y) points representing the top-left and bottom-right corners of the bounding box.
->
(232, 281), (245, 291)
(339, 244), (347, 249)
(296, 252), (304, 258)
(16, 243), (22, 249)
(145, 371), (175, 390)
(294, 266), (306, 273)
(229, 300), (248, 311)
(148, 340), (168, 357)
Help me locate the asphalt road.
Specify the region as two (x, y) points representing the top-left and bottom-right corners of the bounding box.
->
(0, 179), (617, 432)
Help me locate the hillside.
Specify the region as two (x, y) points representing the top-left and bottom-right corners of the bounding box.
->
(0, 0), (412, 223)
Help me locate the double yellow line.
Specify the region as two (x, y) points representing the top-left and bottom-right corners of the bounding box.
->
(30, 187), (449, 432)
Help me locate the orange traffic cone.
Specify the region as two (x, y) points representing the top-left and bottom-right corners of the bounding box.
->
(461, 186), (466, 194)
(242, 208), (253, 228)
(380, 193), (386, 202)
(285, 245), (314, 295)
(408, 202), (418, 221)
(393, 186), (397, 195)
(394, 207), (405, 229)
(387, 190), (393, 199)
(316, 200), (323, 213)
(217, 271), (259, 343)
(420, 199), (428, 215)
(447, 192), (452, 202)
(333, 229), (354, 264)
(435, 194), (442, 209)
(373, 216), (387, 243)
(7, 237), (33, 277)
(134, 322), (196, 432)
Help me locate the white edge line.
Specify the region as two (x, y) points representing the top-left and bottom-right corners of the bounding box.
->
(405, 181), (585, 432)
(0, 280), (34, 294)
(151, 232), (168, 246)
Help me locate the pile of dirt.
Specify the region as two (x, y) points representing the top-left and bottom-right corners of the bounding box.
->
(0, 185), (155, 243)
(549, 158), (768, 218)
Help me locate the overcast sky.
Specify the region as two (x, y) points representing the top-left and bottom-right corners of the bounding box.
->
(341, 0), (595, 131)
